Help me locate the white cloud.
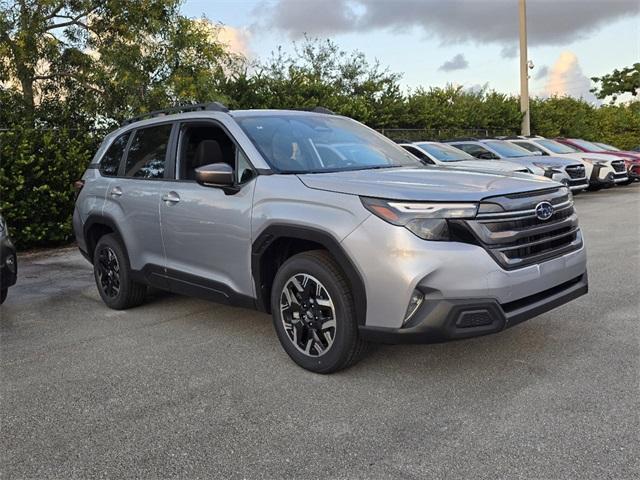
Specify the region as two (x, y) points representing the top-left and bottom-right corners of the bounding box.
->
(543, 51), (597, 102)
(217, 25), (252, 58)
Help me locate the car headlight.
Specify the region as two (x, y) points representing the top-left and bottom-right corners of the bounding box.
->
(582, 157), (606, 166)
(533, 162), (562, 172)
(361, 197), (478, 241)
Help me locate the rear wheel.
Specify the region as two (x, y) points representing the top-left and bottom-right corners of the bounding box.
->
(93, 234), (146, 310)
(0, 288), (7, 305)
(271, 250), (367, 373)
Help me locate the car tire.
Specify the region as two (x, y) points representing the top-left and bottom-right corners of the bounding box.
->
(93, 233), (146, 310)
(0, 288), (7, 305)
(271, 250), (368, 373)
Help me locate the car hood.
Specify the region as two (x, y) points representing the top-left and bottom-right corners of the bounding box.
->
(504, 155), (578, 167)
(297, 167), (558, 202)
(441, 159), (527, 172)
(555, 152), (628, 163)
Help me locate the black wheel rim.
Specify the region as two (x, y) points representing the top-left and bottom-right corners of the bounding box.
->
(96, 246), (121, 298)
(280, 273), (336, 357)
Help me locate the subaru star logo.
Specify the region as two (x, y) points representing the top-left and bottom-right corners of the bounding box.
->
(535, 201), (554, 221)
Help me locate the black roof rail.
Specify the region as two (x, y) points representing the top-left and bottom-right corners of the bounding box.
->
(442, 137), (478, 142)
(121, 101), (230, 126)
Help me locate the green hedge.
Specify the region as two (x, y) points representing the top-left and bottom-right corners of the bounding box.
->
(0, 127), (98, 249)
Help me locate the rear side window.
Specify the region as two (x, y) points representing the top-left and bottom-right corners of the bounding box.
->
(100, 132), (130, 177)
(124, 124), (173, 179)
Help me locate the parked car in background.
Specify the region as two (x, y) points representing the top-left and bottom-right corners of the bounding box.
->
(73, 104), (588, 373)
(445, 139), (589, 192)
(505, 137), (630, 188)
(593, 142), (640, 183)
(0, 215), (17, 304)
(399, 141), (530, 174)
(556, 139), (640, 183)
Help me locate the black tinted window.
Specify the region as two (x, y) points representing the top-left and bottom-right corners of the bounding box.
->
(100, 132), (130, 177)
(124, 124), (172, 179)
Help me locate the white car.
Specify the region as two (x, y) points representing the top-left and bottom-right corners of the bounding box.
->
(400, 142), (530, 174)
(506, 137), (628, 189)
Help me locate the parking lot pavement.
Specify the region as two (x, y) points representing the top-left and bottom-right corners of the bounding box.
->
(1, 184), (639, 480)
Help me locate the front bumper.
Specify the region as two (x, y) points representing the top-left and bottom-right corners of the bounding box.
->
(341, 215), (588, 331)
(359, 273), (588, 343)
(0, 235), (18, 290)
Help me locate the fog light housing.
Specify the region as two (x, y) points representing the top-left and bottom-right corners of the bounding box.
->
(403, 290), (424, 324)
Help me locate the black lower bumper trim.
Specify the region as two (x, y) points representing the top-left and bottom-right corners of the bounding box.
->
(359, 273), (588, 344)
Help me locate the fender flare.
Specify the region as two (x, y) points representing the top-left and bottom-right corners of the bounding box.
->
(82, 214), (129, 263)
(252, 224), (367, 325)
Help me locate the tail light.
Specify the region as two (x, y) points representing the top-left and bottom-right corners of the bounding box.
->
(74, 180), (85, 199)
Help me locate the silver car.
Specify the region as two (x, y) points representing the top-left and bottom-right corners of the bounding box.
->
(400, 141), (530, 174)
(73, 105), (588, 372)
(446, 139), (589, 192)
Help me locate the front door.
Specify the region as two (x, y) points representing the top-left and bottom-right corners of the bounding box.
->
(159, 120), (257, 304)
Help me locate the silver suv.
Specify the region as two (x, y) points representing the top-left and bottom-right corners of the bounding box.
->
(73, 104), (588, 373)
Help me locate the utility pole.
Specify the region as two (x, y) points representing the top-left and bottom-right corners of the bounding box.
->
(519, 0), (530, 135)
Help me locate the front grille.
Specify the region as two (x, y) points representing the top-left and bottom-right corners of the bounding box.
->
(565, 164), (586, 179)
(612, 160), (626, 172)
(461, 188), (583, 270)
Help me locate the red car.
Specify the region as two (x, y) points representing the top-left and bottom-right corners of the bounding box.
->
(556, 138), (640, 183)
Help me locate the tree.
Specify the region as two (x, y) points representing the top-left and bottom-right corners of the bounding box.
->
(0, 0), (241, 125)
(590, 63), (640, 102)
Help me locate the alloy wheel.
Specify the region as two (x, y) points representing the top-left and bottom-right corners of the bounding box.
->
(96, 246), (121, 298)
(280, 273), (336, 357)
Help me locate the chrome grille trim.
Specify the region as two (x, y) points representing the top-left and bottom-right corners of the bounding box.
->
(464, 189), (582, 270)
(475, 200), (573, 220)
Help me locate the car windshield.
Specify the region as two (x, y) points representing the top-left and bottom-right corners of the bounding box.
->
(535, 139), (580, 154)
(415, 142), (475, 162)
(483, 140), (532, 158)
(571, 139), (604, 151)
(235, 114), (422, 173)
(594, 142), (620, 152)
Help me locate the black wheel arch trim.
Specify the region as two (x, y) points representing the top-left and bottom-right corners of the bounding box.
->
(82, 214), (130, 264)
(252, 224), (367, 326)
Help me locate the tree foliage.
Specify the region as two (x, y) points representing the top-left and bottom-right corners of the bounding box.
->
(591, 63), (640, 102)
(0, 0), (239, 125)
(0, 5), (639, 249)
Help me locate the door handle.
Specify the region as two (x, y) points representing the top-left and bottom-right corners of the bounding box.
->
(110, 186), (123, 197)
(162, 191), (180, 204)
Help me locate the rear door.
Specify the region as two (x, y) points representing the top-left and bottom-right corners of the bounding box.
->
(102, 122), (176, 278)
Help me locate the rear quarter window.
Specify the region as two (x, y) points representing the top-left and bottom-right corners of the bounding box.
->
(99, 132), (130, 177)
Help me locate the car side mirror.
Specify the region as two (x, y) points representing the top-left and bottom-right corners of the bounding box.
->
(195, 163), (235, 188)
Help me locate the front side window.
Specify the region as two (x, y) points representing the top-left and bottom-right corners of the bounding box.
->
(124, 124), (172, 179)
(236, 114), (421, 173)
(416, 142), (474, 162)
(100, 132), (130, 177)
(482, 141), (532, 158)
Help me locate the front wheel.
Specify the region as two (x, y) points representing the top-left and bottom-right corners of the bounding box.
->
(271, 250), (367, 373)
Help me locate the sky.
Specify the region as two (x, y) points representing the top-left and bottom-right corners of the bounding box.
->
(181, 0), (640, 102)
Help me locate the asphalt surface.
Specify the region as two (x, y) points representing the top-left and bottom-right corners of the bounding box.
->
(1, 184), (639, 479)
